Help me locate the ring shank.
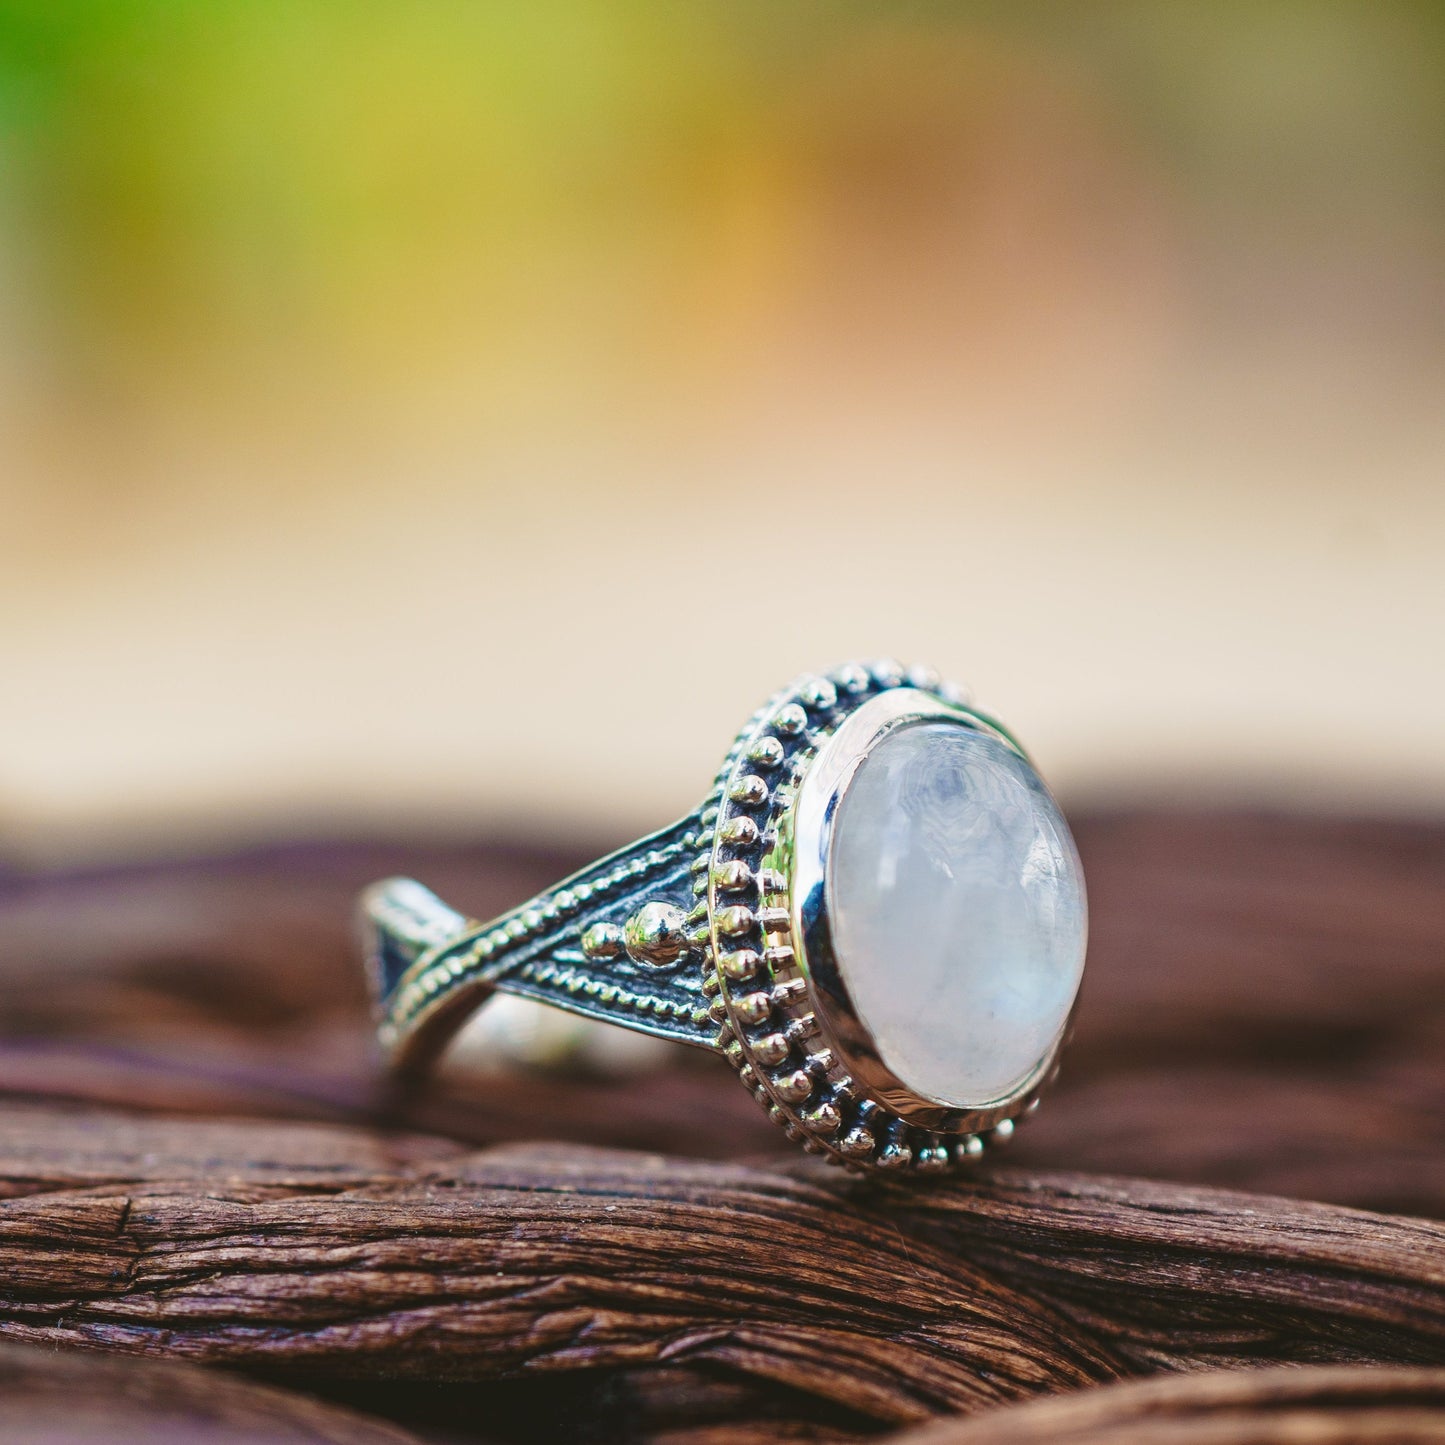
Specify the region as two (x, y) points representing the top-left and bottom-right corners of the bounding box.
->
(360, 812), (719, 1074)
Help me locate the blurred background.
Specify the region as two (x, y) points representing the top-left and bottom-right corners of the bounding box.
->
(2, 1), (1444, 864)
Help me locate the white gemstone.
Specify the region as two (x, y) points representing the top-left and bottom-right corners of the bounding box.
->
(828, 721), (1086, 1109)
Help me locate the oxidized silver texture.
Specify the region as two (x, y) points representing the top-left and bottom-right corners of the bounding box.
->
(361, 662), (1085, 1176)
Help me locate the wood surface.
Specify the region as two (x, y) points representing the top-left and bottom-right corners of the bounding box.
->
(0, 1341), (422, 1444)
(897, 1366), (1445, 1445)
(1, 811), (1442, 1442)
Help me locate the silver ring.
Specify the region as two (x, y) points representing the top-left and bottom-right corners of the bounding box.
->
(360, 661), (1087, 1175)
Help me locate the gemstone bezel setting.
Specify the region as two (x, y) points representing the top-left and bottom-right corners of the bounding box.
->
(704, 666), (1086, 1173)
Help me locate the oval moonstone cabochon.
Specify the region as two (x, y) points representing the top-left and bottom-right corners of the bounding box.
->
(827, 720), (1086, 1110)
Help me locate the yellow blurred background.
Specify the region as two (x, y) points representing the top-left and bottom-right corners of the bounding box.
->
(2, 3), (1443, 862)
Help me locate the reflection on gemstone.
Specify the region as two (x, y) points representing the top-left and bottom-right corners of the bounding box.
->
(828, 720), (1086, 1108)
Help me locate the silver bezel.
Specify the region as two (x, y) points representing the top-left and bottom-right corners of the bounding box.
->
(702, 663), (1084, 1174)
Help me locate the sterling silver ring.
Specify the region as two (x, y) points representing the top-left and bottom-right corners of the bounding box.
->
(360, 662), (1087, 1175)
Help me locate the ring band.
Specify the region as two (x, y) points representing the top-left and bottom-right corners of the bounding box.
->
(360, 661), (1087, 1175)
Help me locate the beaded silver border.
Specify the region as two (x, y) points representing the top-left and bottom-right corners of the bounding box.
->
(698, 661), (1080, 1175)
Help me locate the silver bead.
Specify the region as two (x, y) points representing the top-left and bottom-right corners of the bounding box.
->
(729, 774), (769, 808)
(734, 991), (772, 1026)
(757, 906), (791, 935)
(720, 949), (762, 981)
(753, 1033), (790, 1067)
(802, 1102), (842, 1134)
(747, 736), (785, 770)
(719, 816), (759, 847)
(581, 922), (625, 960)
(712, 860), (754, 893)
(772, 703), (808, 736)
(715, 905), (756, 937)
(797, 677), (837, 712)
(623, 902), (690, 967)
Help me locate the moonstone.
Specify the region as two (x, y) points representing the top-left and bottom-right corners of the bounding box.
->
(828, 721), (1086, 1109)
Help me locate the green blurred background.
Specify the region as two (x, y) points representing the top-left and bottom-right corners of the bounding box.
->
(2, 3), (1443, 859)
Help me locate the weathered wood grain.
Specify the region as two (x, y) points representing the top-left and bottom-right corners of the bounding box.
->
(874, 1168), (1445, 1373)
(896, 1366), (1445, 1445)
(1, 1108), (1442, 1433)
(0, 1340), (422, 1444)
(0, 811), (1441, 1442)
(0, 1108), (1120, 1424)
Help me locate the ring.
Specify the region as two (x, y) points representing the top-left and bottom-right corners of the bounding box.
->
(360, 661), (1087, 1175)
